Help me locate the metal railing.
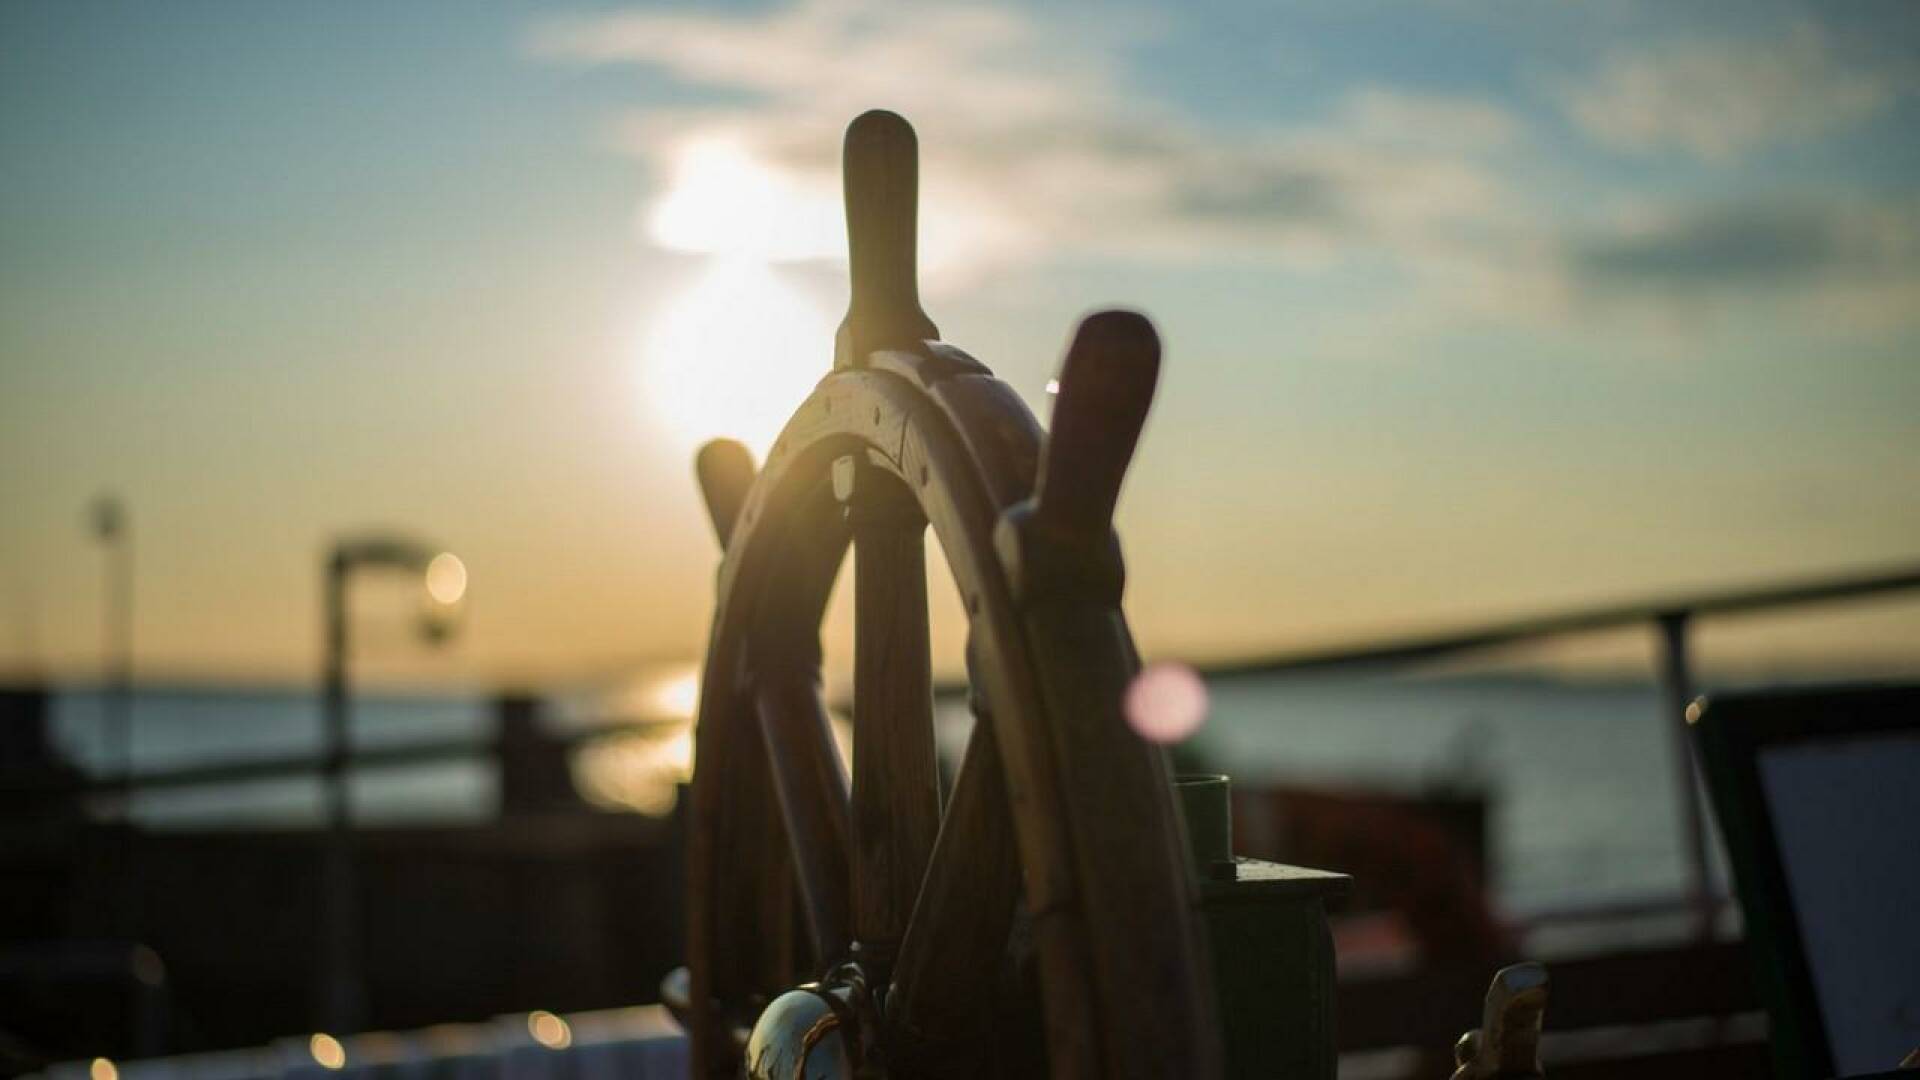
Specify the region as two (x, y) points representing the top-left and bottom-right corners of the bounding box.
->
(1204, 560), (1920, 938)
(1206, 562), (1920, 677)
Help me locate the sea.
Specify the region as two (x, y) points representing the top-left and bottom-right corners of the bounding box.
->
(34, 670), (1745, 916)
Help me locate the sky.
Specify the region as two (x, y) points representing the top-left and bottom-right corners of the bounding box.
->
(3, 0), (1918, 688)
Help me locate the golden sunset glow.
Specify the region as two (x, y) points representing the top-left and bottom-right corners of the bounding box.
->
(9, 5), (1920, 1076)
(4, 2), (1915, 688)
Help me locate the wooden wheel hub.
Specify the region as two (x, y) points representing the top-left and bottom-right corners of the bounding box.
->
(679, 110), (1223, 1080)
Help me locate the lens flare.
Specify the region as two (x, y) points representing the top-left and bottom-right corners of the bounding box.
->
(1124, 662), (1209, 744)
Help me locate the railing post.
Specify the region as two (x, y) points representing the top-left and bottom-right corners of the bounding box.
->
(1655, 611), (1716, 941)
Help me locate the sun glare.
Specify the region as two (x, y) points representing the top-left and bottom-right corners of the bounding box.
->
(639, 138), (844, 456)
(636, 134), (1007, 455)
(641, 257), (834, 457)
(647, 136), (841, 262)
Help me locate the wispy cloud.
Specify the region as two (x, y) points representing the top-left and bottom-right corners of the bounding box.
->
(1564, 197), (1920, 332)
(1573, 201), (1919, 286)
(535, 1), (1920, 332)
(533, 0), (1535, 288)
(1557, 25), (1906, 161)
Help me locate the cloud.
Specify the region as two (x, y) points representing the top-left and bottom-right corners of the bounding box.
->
(1336, 88), (1520, 152)
(1563, 198), (1920, 330)
(1574, 197), (1889, 282)
(533, 1), (1920, 334)
(532, 0), (1534, 287)
(1558, 24), (1906, 161)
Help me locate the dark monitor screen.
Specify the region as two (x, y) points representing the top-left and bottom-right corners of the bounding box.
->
(1692, 685), (1920, 1078)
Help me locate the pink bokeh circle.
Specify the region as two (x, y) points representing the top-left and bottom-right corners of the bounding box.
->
(1124, 662), (1209, 744)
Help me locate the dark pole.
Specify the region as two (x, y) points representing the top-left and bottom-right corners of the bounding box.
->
(90, 495), (136, 937)
(1655, 611), (1715, 941)
(107, 505), (133, 781)
(89, 497), (135, 787)
(319, 550), (363, 1032)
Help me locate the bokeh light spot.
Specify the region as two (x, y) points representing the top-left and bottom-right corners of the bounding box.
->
(90, 1059), (117, 1080)
(1125, 662), (1209, 744)
(425, 552), (468, 606)
(309, 1033), (346, 1070)
(528, 1009), (573, 1049)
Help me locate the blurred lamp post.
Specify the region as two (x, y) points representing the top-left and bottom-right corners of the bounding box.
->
(87, 495), (133, 791)
(88, 494), (134, 940)
(319, 532), (465, 1033)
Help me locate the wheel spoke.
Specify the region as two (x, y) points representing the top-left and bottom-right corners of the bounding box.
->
(849, 483), (942, 962)
(708, 703), (798, 1022)
(754, 670), (853, 965)
(888, 694), (1021, 1065)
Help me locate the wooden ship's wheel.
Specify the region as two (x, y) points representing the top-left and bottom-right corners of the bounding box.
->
(674, 110), (1221, 1079)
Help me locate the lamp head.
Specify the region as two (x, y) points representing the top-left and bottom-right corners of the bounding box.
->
(418, 551), (467, 645)
(331, 532), (467, 646)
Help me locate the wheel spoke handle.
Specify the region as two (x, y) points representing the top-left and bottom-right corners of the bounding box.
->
(996, 311), (1162, 604)
(696, 438), (757, 547)
(836, 109), (939, 369)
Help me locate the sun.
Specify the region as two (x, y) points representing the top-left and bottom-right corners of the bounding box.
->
(646, 136), (841, 263)
(638, 137), (842, 458)
(641, 257), (834, 458)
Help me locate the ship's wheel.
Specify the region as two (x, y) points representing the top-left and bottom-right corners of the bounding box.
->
(673, 110), (1220, 1080)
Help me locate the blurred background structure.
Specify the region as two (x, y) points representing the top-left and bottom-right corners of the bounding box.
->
(2, 0), (1916, 1076)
